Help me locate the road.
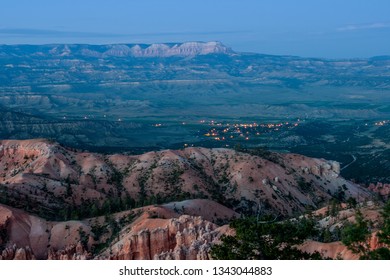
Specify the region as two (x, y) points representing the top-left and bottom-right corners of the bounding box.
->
(341, 154), (357, 171)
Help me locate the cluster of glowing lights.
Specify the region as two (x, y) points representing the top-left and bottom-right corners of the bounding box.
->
(375, 120), (388, 126)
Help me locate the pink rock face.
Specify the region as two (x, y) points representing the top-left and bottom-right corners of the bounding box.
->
(0, 204), (93, 259)
(0, 139), (382, 260)
(368, 183), (390, 199)
(0, 139), (372, 224)
(48, 241), (91, 260)
(1, 199), (388, 260)
(0, 245), (35, 260)
(300, 232), (384, 260)
(104, 215), (224, 260)
(300, 241), (359, 260)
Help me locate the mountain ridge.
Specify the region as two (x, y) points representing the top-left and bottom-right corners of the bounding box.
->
(0, 138), (380, 260)
(2, 41), (390, 60)
(0, 138), (371, 220)
(0, 41), (233, 58)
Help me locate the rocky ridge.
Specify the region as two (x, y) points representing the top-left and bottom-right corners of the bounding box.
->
(105, 215), (228, 260)
(2, 41), (232, 58)
(0, 139), (371, 220)
(1, 200), (387, 260)
(0, 199), (234, 260)
(0, 139), (378, 260)
(104, 41), (232, 57)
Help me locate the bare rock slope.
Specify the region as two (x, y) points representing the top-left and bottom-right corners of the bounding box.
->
(0, 139), (376, 260)
(0, 199), (234, 260)
(0, 139), (370, 220)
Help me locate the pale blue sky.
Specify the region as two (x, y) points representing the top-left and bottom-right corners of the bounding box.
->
(1, 0), (390, 58)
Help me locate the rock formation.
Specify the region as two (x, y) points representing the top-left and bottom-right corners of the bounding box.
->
(0, 204), (93, 259)
(101, 215), (229, 260)
(0, 139), (371, 221)
(37, 42), (233, 58)
(368, 182), (390, 199)
(300, 232), (383, 260)
(0, 139), (379, 260)
(48, 241), (91, 260)
(0, 244), (36, 260)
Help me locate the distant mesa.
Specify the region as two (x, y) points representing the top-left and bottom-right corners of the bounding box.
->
(101, 41), (233, 57)
(16, 41), (234, 58)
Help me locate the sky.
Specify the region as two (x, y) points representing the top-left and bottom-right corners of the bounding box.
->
(1, 0), (390, 58)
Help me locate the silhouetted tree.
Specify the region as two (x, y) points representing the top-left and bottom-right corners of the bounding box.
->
(342, 202), (390, 259)
(211, 216), (323, 260)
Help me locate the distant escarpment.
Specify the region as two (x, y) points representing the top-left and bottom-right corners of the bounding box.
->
(0, 41), (232, 58)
